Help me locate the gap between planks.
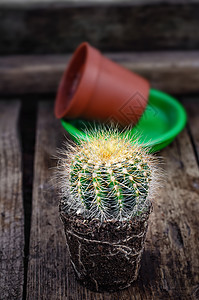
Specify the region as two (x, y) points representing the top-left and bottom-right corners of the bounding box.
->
(26, 101), (199, 299)
(19, 99), (37, 300)
(182, 97), (199, 168)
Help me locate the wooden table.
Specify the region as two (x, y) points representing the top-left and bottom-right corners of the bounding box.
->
(0, 98), (199, 300)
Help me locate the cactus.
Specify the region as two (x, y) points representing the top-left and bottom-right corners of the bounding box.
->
(58, 128), (157, 221)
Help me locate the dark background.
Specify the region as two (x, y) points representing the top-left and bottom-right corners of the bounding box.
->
(0, 0), (199, 97)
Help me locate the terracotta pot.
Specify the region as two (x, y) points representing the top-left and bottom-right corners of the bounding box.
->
(55, 42), (150, 126)
(60, 206), (151, 292)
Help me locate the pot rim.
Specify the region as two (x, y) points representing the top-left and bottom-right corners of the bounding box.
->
(55, 42), (101, 119)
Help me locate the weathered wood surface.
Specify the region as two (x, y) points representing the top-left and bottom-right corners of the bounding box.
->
(0, 101), (24, 299)
(1, 51), (199, 95)
(26, 101), (199, 299)
(26, 103), (66, 299)
(0, 0), (199, 54)
(26, 102), (120, 299)
(142, 131), (199, 299)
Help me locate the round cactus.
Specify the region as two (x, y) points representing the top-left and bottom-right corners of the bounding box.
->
(58, 128), (157, 221)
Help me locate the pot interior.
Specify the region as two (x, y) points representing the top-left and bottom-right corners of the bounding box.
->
(56, 44), (87, 116)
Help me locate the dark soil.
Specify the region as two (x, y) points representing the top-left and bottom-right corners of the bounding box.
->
(60, 206), (151, 292)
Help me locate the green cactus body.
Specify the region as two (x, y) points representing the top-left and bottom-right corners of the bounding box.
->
(60, 129), (155, 221)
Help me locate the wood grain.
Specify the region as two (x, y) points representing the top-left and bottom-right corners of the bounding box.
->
(27, 101), (199, 299)
(26, 103), (107, 299)
(137, 129), (199, 299)
(0, 101), (24, 299)
(1, 51), (199, 95)
(0, 1), (199, 55)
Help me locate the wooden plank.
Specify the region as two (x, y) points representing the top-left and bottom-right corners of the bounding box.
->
(119, 126), (199, 299)
(137, 129), (199, 299)
(27, 101), (199, 299)
(0, 1), (199, 55)
(1, 51), (199, 95)
(26, 102), (118, 299)
(0, 101), (24, 299)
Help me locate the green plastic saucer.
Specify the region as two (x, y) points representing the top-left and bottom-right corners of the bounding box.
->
(61, 88), (187, 152)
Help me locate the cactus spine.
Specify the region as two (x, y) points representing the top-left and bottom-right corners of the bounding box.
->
(59, 129), (156, 221)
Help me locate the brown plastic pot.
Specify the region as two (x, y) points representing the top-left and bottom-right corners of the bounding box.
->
(55, 42), (150, 126)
